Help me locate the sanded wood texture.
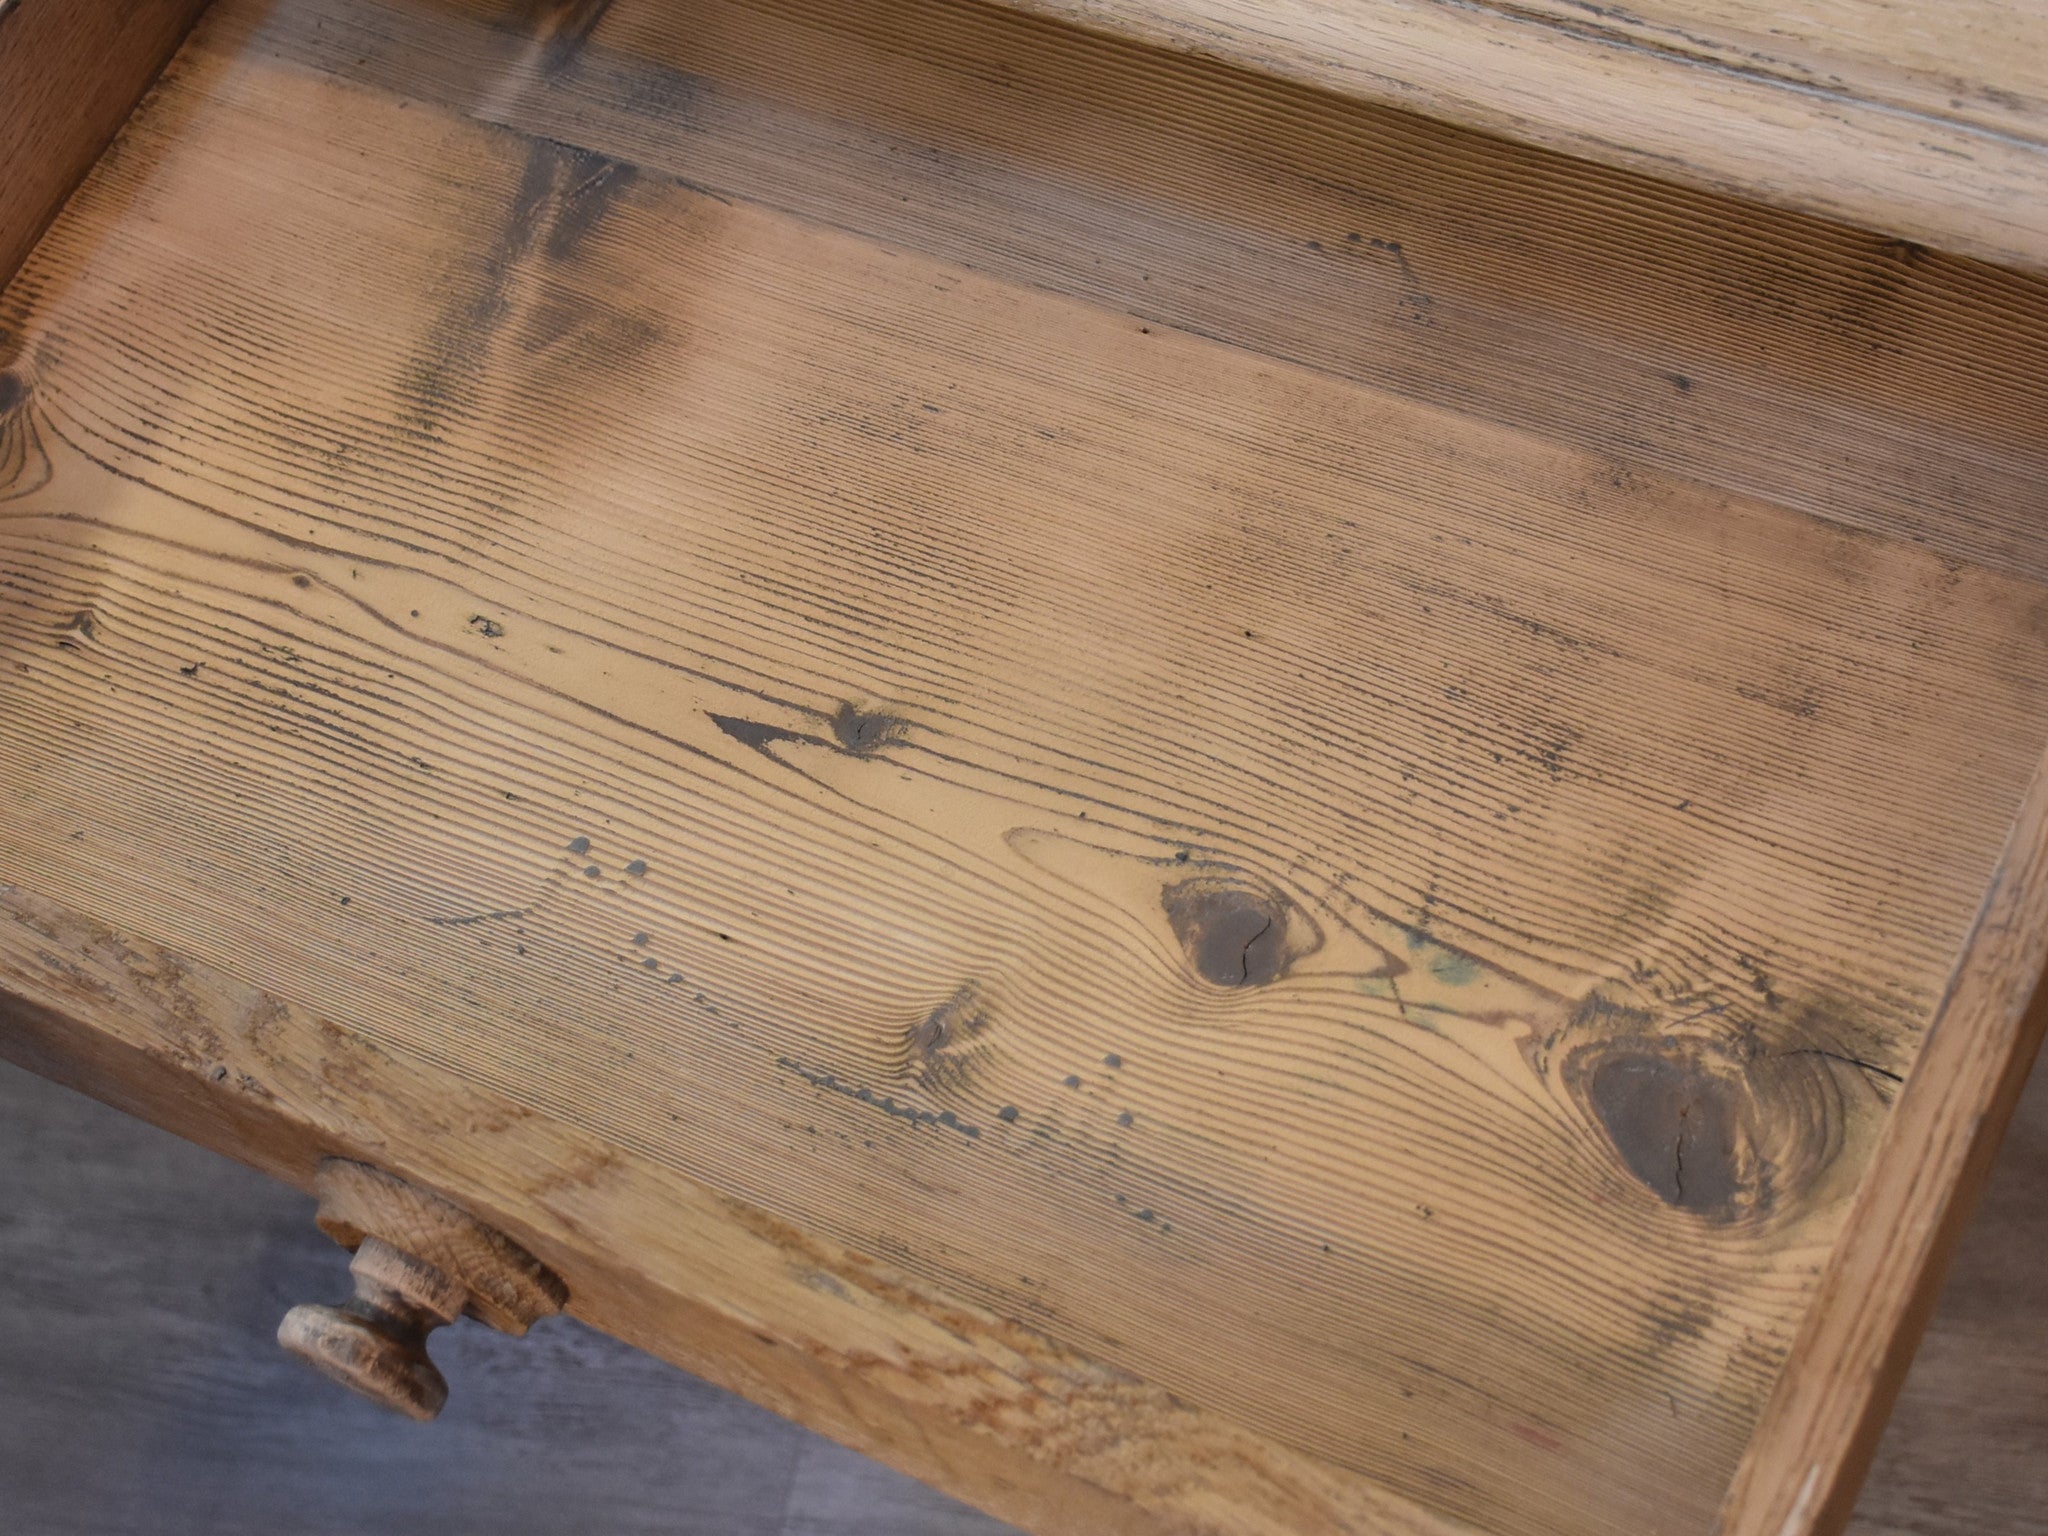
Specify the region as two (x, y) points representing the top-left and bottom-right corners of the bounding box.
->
(0, 1055), (1022, 1536)
(1848, 1050), (2048, 1536)
(3, 1), (2048, 1533)
(1722, 758), (2048, 1533)
(996, 0), (2048, 273)
(0, 885), (1472, 1536)
(0, 0), (211, 287)
(180, 0), (2048, 587)
(3, 1048), (2042, 1533)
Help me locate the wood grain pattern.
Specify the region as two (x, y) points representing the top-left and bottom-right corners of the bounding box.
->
(1499, 0), (2048, 145)
(992, 0), (2048, 273)
(1449, 0), (2048, 144)
(0, 1053), (1020, 1536)
(1719, 756), (2048, 1534)
(249, 0), (2048, 584)
(4, 1047), (2040, 1536)
(2, 0), (2048, 1532)
(0, 884), (1473, 1536)
(0, 0), (212, 287)
(1847, 1050), (2048, 1536)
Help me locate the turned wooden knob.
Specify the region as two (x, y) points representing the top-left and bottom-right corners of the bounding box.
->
(279, 1160), (567, 1420)
(279, 1236), (464, 1419)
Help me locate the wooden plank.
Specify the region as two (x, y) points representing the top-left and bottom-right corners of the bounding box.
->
(1719, 758), (2048, 1534)
(4, 1042), (2041, 1535)
(0, 0), (212, 287)
(0, 1054), (900, 1536)
(993, 0), (2048, 273)
(1848, 1048), (2048, 1536)
(1477, 0), (2048, 147)
(0, 883), (1471, 1536)
(251, 0), (2048, 583)
(3, 0), (2048, 1531)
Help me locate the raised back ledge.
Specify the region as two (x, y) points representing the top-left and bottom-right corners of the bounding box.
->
(228, 0), (2048, 587)
(985, 0), (2048, 277)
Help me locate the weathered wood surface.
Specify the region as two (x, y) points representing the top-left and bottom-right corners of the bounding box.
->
(1847, 1045), (2048, 1536)
(3, 0), (2048, 1532)
(0, 0), (212, 287)
(3, 1049), (2040, 1533)
(1721, 755), (2048, 1534)
(0, 885), (1471, 1536)
(194, 0), (2048, 585)
(0, 1055), (1021, 1536)
(994, 0), (2048, 274)
(8, 1056), (2039, 1536)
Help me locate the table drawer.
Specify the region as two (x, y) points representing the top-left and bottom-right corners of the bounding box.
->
(3, 2), (2045, 1533)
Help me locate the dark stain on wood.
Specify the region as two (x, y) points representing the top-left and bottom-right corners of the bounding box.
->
(543, 151), (636, 262)
(1561, 991), (1657, 1039)
(829, 703), (908, 756)
(530, 0), (615, 78)
(711, 706), (907, 760)
(400, 139), (643, 442)
(397, 152), (544, 440)
(1556, 987), (1876, 1226)
(776, 1056), (981, 1140)
(1783, 993), (1908, 1095)
(909, 991), (965, 1055)
(909, 983), (992, 1096)
(1162, 878), (1290, 987)
(0, 365), (47, 499)
(1644, 1288), (1715, 1352)
(711, 713), (809, 754)
(1584, 1049), (1743, 1217)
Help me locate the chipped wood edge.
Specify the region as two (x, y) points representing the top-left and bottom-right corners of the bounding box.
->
(0, 881), (1480, 1536)
(993, 0), (2048, 273)
(311, 1157), (570, 1336)
(1717, 748), (2048, 1535)
(0, 0), (212, 289)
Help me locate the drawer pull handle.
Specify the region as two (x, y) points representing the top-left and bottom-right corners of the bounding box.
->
(277, 1159), (568, 1419)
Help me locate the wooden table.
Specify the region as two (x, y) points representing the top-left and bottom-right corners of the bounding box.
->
(3, 2), (2045, 1533)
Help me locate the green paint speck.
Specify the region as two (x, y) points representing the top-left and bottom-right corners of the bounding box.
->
(1429, 949), (1481, 986)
